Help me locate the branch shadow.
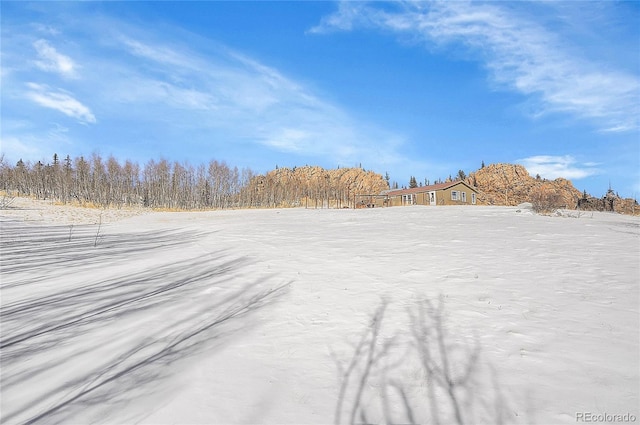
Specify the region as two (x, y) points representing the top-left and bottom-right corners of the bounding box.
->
(0, 221), (289, 425)
(333, 296), (513, 425)
(1, 219), (210, 285)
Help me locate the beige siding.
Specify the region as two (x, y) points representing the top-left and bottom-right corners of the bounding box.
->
(365, 182), (477, 207)
(438, 184), (476, 205)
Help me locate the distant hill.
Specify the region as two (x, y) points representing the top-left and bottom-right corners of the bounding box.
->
(467, 163), (582, 209)
(467, 163), (638, 215)
(251, 162), (639, 213)
(245, 165), (389, 208)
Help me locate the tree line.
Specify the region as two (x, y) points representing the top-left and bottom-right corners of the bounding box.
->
(0, 154), (388, 210)
(252, 165), (389, 209)
(404, 169), (469, 190)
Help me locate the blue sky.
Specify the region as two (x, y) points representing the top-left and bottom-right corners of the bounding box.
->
(2, 1), (639, 197)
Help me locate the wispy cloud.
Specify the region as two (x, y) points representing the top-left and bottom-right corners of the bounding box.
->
(25, 83), (96, 124)
(3, 12), (407, 172)
(0, 135), (46, 160)
(104, 34), (405, 167)
(33, 39), (77, 78)
(311, 1), (640, 133)
(31, 23), (61, 36)
(517, 155), (599, 180)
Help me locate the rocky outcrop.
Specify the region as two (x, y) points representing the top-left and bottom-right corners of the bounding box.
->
(466, 163), (582, 209)
(614, 197), (640, 215)
(577, 189), (640, 215)
(247, 166), (389, 208)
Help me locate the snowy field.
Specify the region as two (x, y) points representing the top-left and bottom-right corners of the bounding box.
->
(1, 200), (638, 425)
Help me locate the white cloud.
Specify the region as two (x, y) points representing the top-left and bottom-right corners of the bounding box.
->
(517, 155), (599, 180)
(33, 39), (77, 78)
(0, 135), (47, 160)
(308, 2), (369, 34)
(3, 15), (409, 175)
(25, 83), (96, 124)
(311, 1), (640, 132)
(31, 23), (61, 36)
(102, 35), (406, 167)
(261, 128), (308, 153)
(109, 77), (218, 111)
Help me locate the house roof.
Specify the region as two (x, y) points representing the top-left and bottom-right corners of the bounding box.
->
(385, 180), (478, 196)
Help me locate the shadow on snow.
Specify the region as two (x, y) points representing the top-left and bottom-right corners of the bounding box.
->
(1, 220), (289, 425)
(334, 297), (513, 425)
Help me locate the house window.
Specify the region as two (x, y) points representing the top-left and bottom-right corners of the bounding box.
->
(451, 191), (459, 201)
(462, 192), (467, 202)
(471, 193), (476, 204)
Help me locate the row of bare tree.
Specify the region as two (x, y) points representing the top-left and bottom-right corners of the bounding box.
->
(0, 154), (388, 210)
(0, 154), (255, 209)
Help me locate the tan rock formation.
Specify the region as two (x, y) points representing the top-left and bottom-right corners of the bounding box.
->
(247, 166), (389, 208)
(467, 163), (582, 208)
(577, 189), (640, 215)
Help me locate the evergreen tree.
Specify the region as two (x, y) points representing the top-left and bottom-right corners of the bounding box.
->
(409, 176), (418, 188)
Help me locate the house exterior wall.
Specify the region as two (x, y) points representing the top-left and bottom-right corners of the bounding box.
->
(388, 193), (423, 206)
(383, 182), (477, 207)
(372, 197), (388, 208)
(358, 182), (477, 207)
(417, 192), (429, 205)
(438, 184), (477, 205)
(388, 196), (401, 207)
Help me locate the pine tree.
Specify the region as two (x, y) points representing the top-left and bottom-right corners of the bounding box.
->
(409, 176), (418, 188)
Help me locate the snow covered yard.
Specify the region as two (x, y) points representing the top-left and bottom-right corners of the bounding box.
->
(1, 202), (638, 424)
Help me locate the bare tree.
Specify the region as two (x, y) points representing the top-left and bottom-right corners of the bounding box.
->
(1, 155), (391, 211)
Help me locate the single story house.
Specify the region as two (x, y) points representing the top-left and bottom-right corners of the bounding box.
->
(359, 180), (478, 207)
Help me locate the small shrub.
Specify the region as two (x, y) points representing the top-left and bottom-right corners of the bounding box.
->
(530, 188), (563, 213)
